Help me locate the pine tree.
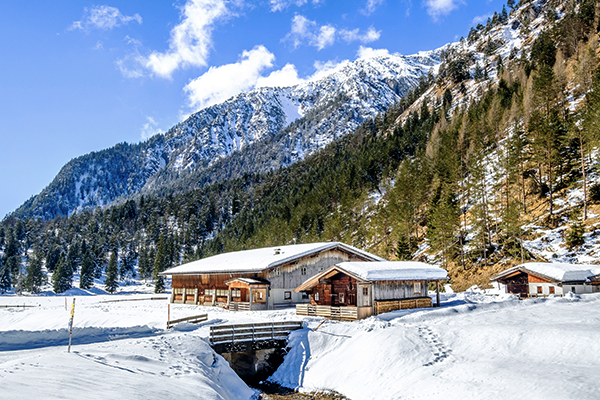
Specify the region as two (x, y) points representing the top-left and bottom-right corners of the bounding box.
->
(105, 251), (119, 294)
(427, 184), (460, 267)
(45, 247), (62, 273)
(154, 275), (165, 294)
(4, 229), (21, 282)
(138, 244), (153, 281)
(0, 257), (11, 294)
(24, 253), (45, 293)
(52, 256), (72, 294)
(566, 208), (585, 249)
(79, 250), (95, 289)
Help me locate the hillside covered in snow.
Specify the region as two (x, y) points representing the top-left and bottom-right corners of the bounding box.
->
(1, 291), (599, 399)
(11, 51), (439, 220)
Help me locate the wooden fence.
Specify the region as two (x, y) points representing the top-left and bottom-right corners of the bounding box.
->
(166, 313), (208, 329)
(228, 302), (251, 311)
(295, 304), (358, 320)
(374, 297), (432, 315)
(209, 321), (303, 345)
(100, 296), (168, 303)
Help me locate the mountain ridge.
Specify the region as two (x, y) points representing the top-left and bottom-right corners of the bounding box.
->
(10, 50), (441, 220)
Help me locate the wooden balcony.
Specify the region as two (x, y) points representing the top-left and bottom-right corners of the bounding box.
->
(296, 304), (361, 320)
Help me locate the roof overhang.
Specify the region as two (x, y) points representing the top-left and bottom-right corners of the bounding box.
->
(294, 263), (448, 293)
(492, 266), (564, 284)
(224, 277), (270, 287)
(295, 266), (368, 292)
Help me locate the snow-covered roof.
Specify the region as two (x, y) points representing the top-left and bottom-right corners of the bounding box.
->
(161, 242), (385, 275)
(492, 262), (600, 283)
(337, 261), (449, 282)
(295, 261), (448, 292)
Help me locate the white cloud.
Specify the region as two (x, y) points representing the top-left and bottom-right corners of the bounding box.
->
(93, 41), (104, 51)
(124, 35), (142, 47)
(141, 117), (163, 140)
(316, 25), (337, 50)
(140, 0), (233, 79)
(340, 27), (381, 43)
(255, 63), (303, 88)
(285, 15), (336, 50)
(70, 5), (142, 31)
(184, 45), (276, 110)
(362, 0), (385, 15)
(356, 46), (390, 59)
(269, 0), (323, 12)
(424, 0), (465, 20)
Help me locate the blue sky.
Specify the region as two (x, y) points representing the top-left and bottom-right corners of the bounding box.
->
(0, 0), (505, 218)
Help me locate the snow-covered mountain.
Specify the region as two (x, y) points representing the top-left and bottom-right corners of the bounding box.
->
(12, 51), (441, 219)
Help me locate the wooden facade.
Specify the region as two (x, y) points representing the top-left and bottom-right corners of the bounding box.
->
(492, 264), (600, 297)
(295, 262), (447, 320)
(162, 243), (384, 309)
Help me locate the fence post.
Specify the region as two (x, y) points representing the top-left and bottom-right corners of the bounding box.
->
(67, 298), (76, 353)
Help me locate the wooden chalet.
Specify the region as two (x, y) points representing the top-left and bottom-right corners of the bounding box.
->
(160, 242), (385, 310)
(491, 262), (600, 298)
(294, 261), (449, 320)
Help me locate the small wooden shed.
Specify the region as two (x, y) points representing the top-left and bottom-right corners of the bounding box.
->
(491, 262), (600, 297)
(294, 261), (449, 320)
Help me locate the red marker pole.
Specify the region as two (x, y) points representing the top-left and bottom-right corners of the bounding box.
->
(67, 299), (76, 353)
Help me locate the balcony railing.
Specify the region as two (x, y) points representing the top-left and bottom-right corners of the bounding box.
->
(295, 304), (358, 320)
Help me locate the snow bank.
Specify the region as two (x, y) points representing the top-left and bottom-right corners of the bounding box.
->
(270, 292), (600, 400)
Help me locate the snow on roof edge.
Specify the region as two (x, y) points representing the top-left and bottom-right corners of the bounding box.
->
(161, 242), (384, 276)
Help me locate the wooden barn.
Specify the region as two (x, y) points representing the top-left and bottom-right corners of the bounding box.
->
(160, 242), (385, 310)
(294, 261), (449, 320)
(491, 262), (600, 298)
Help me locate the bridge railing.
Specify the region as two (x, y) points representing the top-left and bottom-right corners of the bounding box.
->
(209, 321), (303, 345)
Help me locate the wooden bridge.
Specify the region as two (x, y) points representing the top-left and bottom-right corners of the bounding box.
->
(209, 321), (303, 353)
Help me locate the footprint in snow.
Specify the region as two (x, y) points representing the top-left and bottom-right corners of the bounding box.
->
(417, 325), (452, 367)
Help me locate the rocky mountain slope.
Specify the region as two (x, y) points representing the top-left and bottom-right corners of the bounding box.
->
(11, 51), (440, 220)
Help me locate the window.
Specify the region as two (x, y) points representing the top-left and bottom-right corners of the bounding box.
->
(284, 291), (292, 300)
(276, 267), (281, 276)
(252, 289), (266, 303)
(572, 286), (576, 293)
(339, 293), (345, 303)
(414, 282), (421, 294)
(217, 289), (228, 297)
(205, 289), (215, 296)
(302, 292), (309, 300)
(549, 286), (555, 295)
(363, 287), (369, 296)
(301, 267), (307, 276)
(314, 292), (319, 301)
(537, 286), (543, 294)
(232, 289), (241, 298)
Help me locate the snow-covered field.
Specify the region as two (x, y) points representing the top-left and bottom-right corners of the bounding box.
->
(1, 292), (599, 400)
